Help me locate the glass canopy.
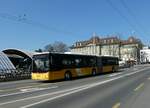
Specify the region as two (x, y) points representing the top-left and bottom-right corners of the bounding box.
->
(0, 52), (16, 73)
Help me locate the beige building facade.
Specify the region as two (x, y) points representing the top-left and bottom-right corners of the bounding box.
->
(71, 36), (143, 62)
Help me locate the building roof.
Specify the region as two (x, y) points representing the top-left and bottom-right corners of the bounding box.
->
(2, 48), (40, 59)
(71, 36), (142, 48)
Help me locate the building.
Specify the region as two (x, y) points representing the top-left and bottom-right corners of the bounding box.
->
(71, 35), (143, 63)
(140, 46), (150, 63)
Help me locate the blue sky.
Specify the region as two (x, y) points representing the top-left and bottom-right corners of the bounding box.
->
(0, 0), (150, 51)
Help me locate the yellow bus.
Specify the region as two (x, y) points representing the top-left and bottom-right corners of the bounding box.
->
(32, 53), (119, 80)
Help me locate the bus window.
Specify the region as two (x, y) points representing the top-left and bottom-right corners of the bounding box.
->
(62, 58), (74, 67)
(88, 57), (96, 66)
(33, 54), (49, 72)
(50, 54), (62, 70)
(97, 57), (102, 66)
(102, 57), (118, 66)
(102, 57), (108, 66)
(75, 58), (82, 66)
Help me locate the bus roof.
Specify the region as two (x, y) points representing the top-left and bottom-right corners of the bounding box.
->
(33, 52), (118, 58)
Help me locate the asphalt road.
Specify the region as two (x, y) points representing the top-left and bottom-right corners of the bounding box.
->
(0, 64), (150, 108)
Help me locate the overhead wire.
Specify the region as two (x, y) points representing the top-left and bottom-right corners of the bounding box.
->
(119, 0), (150, 45)
(0, 12), (74, 35)
(105, 0), (145, 41)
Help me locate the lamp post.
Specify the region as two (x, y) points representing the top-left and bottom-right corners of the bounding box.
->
(118, 41), (121, 59)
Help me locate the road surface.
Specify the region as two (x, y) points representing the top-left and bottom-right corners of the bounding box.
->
(0, 64), (150, 108)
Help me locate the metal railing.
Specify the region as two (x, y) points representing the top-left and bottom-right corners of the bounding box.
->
(0, 69), (31, 82)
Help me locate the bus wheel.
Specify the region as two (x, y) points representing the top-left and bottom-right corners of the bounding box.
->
(92, 69), (96, 76)
(65, 72), (72, 80)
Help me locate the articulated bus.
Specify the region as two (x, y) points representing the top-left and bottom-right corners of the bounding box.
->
(32, 53), (119, 81)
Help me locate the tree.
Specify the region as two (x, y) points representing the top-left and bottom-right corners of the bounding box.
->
(44, 44), (54, 52)
(53, 41), (69, 53)
(44, 41), (69, 53)
(35, 48), (43, 52)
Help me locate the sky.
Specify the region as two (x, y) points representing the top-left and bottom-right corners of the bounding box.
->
(0, 0), (150, 51)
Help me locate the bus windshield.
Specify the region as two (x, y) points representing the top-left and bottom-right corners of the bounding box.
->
(33, 54), (49, 72)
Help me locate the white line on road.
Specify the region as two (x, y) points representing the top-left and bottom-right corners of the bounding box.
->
(0, 67), (150, 108)
(0, 86), (58, 98)
(21, 67), (150, 108)
(0, 85), (92, 106)
(112, 102), (121, 108)
(134, 83), (144, 91)
(20, 87), (56, 92)
(21, 76), (125, 108)
(109, 72), (122, 77)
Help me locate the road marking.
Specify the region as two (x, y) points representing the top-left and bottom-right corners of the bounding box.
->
(0, 67), (150, 107)
(112, 103), (120, 108)
(0, 88), (20, 93)
(21, 78), (124, 108)
(123, 67), (149, 77)
(133, 68), (138, 71)
(18, 83), (51, 89)
(0, 85), (89, 106)
(20, 86), (58, 92)
(134, 83), (144, 91)
(0, 83), (52, 93)
(18, 86), (35, 89)
(148, 77), (150, 80)
(0, 76), (125, 107)
(0, 86), (58, 98)
(0, 83), (38, 93)
(20, 88), (46, 92)
(20, 67), (150, 108)
(109, 73), (122, 77)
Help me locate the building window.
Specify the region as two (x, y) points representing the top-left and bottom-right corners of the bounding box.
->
(79, 43), (82, 46)
(111, 39), (114, 43)
(104, 40), (106, 44)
